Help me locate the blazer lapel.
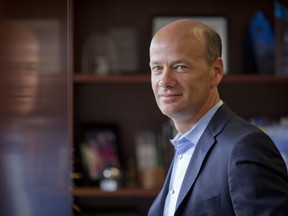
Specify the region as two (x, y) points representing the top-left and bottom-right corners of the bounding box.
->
(175, 103), (234, 210)
(175, 129), (215, 209)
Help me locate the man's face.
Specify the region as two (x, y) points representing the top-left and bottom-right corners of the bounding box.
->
(0, 23), (39, 116)
(149, 30), (216, 122)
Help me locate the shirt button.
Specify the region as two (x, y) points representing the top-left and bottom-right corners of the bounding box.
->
(170, 189), (175, 195)
(178, 154), (183, 160)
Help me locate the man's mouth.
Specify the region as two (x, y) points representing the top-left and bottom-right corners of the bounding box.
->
(159, 93), (181, 102)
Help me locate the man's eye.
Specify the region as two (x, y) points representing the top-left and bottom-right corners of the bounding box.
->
(175, 65), (187, 71)
(152, 66), (162, 72)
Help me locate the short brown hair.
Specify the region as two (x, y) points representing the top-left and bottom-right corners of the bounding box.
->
(202, 27), (222, 66)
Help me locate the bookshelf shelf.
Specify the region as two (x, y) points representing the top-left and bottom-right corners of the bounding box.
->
(73, 188), (158, 216)
(72, 187), (159, 198)
(73, 73), (288, 84)
(221, 75), (288, 84)
(73, 73), (150, 83)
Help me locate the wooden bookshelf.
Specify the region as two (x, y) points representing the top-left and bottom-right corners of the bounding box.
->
(70, 0), (288, 215)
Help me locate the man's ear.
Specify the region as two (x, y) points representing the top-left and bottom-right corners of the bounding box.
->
(211, 57), (224, 87)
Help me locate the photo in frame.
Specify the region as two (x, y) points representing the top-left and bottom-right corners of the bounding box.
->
(152, 16), (229, 74)
(79, 123), (122, 185)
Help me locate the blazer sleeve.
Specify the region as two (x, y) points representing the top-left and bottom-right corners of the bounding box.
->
(229, 130), (288, 216)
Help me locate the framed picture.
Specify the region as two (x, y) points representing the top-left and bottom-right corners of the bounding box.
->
(152, 16), (229, 74)
(79, 123), (121, 184)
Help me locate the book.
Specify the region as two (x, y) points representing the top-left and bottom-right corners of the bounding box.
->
(274, 1), (288, 76)
(247, 10), (275, 74)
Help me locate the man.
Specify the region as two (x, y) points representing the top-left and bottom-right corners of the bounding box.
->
(148, 19), (288, 216)
(0, 20), (40, 216)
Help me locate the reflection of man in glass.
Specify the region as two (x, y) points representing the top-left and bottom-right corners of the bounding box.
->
(0, 20), (39, 118)
(0, 20), (39, 216)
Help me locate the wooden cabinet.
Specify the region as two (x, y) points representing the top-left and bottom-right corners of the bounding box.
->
(70, 0), (288, 215)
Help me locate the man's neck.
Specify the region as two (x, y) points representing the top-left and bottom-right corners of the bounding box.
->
(173, 96), (221, 134)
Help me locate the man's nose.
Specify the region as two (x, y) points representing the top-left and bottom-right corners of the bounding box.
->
(158, 69), (176, 88)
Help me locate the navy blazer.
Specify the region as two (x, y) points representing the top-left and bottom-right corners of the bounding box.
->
(148, 104), (288, 216)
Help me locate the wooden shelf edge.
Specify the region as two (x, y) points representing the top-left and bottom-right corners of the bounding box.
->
(72, 187), (160, 198)
(73, 74), (150, 83)
(222, 75), (288, 84)
(73, 74), (288, 84)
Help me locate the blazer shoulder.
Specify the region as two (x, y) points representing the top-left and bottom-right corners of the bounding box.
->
(210, 103), (263, 134)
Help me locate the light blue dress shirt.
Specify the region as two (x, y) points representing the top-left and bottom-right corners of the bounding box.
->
(163, 100), (223, 216)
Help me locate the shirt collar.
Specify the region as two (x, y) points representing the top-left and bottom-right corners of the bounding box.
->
(170, 100), (223, 152)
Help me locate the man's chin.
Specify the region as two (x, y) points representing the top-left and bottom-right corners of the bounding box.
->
(161, 109), (176, 118)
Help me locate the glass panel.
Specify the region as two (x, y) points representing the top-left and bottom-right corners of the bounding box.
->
(0, 0), (70, 215)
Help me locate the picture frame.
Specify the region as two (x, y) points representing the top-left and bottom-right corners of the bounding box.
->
(152, 16), (229, 74)
(79, 123), (121, 184)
